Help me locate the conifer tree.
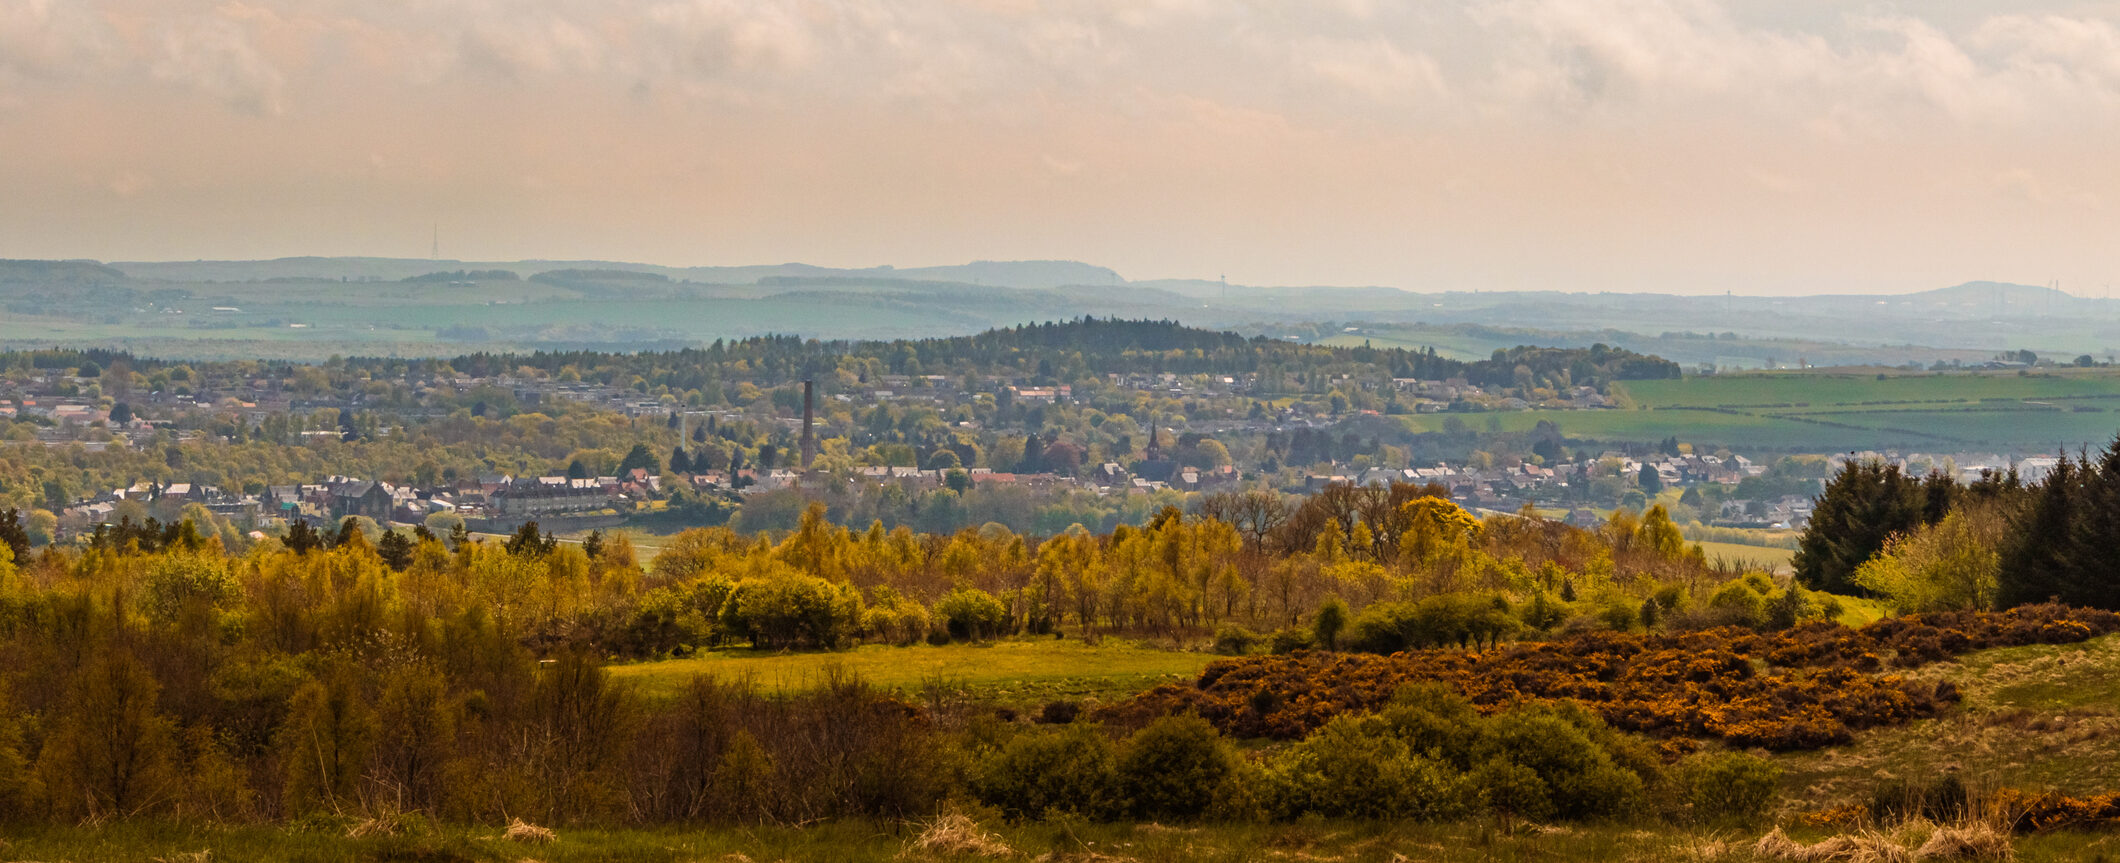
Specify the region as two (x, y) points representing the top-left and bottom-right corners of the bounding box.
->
(1794, 461), (1928, 594)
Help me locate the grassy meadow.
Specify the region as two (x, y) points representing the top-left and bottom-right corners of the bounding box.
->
(606, 636), (1217, 707)
(1693, 539), (1795, 574)
(1776, 632), (2120, 803)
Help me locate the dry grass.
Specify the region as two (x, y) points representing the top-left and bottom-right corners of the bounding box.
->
(344, 817), (400, 839)
(1914, 824), (2014, 861)
(1756, 821), (2015, 863)
(1755, 826), (1910, 862)
(903, 812), (1015, 859)
(502, 818), (558, 844)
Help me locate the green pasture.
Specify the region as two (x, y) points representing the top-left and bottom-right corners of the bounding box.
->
(1694, 540), (1794, 573)
(1401, 369), (2120, 450)
(1618, 368), (2120, 409)
(607, 637), (1216, 706)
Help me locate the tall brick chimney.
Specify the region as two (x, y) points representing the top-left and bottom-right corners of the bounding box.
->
(800, 379), (816, 470)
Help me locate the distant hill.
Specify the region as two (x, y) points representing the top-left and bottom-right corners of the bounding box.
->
(7, 257), (2118, 363)
(105, 257), (1126, 290)
(0, 259), (129, 283)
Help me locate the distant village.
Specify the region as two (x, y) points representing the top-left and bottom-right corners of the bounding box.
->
(0, 359), (2067, 540)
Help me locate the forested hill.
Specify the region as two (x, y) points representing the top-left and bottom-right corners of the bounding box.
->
(430, 318), (1681, 388)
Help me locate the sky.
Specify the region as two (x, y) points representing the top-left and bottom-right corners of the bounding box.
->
(5, 0), (2120, 295)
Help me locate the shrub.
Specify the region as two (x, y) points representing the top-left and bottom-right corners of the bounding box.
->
(1212, 625), (1259, 656)
(1267, 627), (1314, 654)
(1262, 714), (1470, 820)
(1470, 709), (1644, 820)
(972, 724), (1118, 820)
(1313, 597), (1349, 650)
(934, 588), (1010, 642)
(1707, 579), (1768, 628)
(861, 588), (931, 646)
(1117, 714), (1232, 820)
(1036, 700), (1080, 725)
(1676, 751), (1780, 823)
(1598, 596), (1639, 632)
(143, 554), (239, 623)
(1471, 757), (1554, 822)
(719, 574), (863, 649)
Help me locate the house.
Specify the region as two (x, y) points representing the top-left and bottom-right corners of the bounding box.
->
(493, 478), (616, 517)
(328, 480), (394, 521)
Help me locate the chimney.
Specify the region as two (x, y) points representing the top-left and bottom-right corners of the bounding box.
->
(800, 379), (816, 470)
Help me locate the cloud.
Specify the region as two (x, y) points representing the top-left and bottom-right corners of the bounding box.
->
(149, 12), (286, 114)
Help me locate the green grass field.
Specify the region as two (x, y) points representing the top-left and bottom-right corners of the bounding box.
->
(607, 637), (1217, 707)
(1392, 368), (2120, 450)
(1694, 540), (1795, 573)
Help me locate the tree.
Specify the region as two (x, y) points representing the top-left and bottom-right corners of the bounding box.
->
(39, 651), (179, 819)
(278, 667), (377, 814)
(0, 509), (27, 561)
(506, 520), (557, 557)
(377, 528), (414, 570)
(109, 402), (134, 424)
(617, 443), (660, 476)
(1314, 596), (1349, 650)
(670, 446), (693, 474)
(1637, 463), (1663, 495)
(1794, 461), (1930, 595)
(285, 519), (322, 555)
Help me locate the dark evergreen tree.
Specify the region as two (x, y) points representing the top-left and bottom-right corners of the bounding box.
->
(285, 519), (321, 555)
(581, 529), (604, 560)
(566, 459), (590, 480)
(1637, 463), (1663, 496)
(1998, 457), (2079, 607)
(333, 517), (366, 549)
(377, 529), (413, 571)
(1793, 461), (1929, 594)
(669, 446), (692, 474)
(504, 520), (555, 557)
(616, 443), (659, 476)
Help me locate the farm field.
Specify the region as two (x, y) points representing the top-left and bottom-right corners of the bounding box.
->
(606, 637), (1216, 706)
(1397, 368), (2120, 451)
(1694, 539), (1795, 573)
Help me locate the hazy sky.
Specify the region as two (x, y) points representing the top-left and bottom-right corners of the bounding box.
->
(6, 0), (2120, 294)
